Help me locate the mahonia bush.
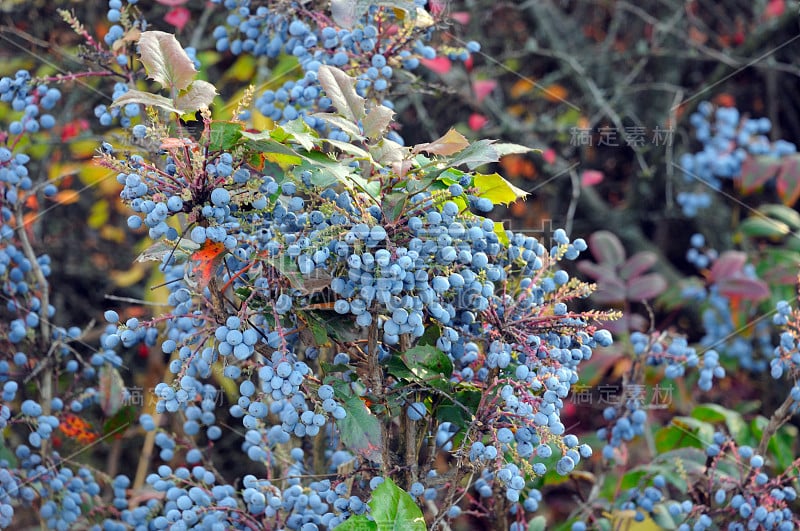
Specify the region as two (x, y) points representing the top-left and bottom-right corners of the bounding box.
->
(0, 1), (799, 530)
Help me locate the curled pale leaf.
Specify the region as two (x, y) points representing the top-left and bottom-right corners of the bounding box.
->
(176, 80), (218, 113)
(362, 105), (394, 139)
(413, 128), (469, 156)
(138, 30), (197, 91)
(110, 90), (180, 114)
(317, 65), (365, 122)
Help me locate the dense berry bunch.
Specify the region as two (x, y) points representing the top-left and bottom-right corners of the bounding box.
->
(211, 0), (478, 142)
(677, 101), (798, 216)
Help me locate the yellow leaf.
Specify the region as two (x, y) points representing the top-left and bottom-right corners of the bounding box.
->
(494, 221), (509, 246)
(609, 510), (663, 531)
(222, 55), (257, 83)
(48, 162), (80, 182)
(70, 138), (102, 158)
(473, 172), (528, 205)
(100, 225), (126, 244)
(88, 200), (109, 229)
(110, 264), (146, 288)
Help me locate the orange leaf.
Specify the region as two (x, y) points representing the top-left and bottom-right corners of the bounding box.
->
(713, 93), (736, 108)
(190, 241), (226, 290)
(540, 84), (568, 103)
(510, 79), (536, 99)
(500, 155), (537, 180)
(59, 413), (99, 444)
(54, 190), (80, 205)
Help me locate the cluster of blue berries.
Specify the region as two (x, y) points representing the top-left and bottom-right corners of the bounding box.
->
(677, 101), (798, 217)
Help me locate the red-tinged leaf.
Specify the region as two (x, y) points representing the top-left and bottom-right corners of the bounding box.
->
(709, 250), (747, 282)
(164, 7), (190, 31)
(592, 276), (627, 304)
(421, 56), (452, 75)
(589, 230), (626, 268)
(776, 155), (800, 206)
(190, 241), (226, 290)
(542, 148), (556, 164)
(580, 169), (604, 187)
(468, 113), (488, 131)
(472, 79), (496, 103)
(413, 128), (469, 156)
(156, 0), (188, 5)
(737, 155), (781, 194)
(764, 0), (785, 19)
(576, 261), (618, 282)
(103, 405), (137, 439)
(99, 366), (126, 417)
(626, 273), (667, 301)
(450, 11), (470, 24)
(717, 277), (770, 302)
(619, 251), (658, 280)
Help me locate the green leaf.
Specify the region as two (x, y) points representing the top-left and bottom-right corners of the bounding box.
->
(472, 172), (528, 205)
(111, 90), (180, 114)
(449, 139), (499, 170)
(317, 65), (366, 122)
(274, 119), (319, 151)
(335, 515), (378, 531)
(751, 416), (798, 470)
(435, 167), (467, 185)
(436, 389), (480, 429)
(363, 105), (394, 139)
(298, 311), (331, 347)
(758, 203), (800, 230)
(313, 112), (364, 140)
(207, 121), (243, 152)
(241, 131), (305, 165)
(176, 80), (218, 113)
(402, 345), (453, 380)
(331, 380), (383, 463)
(495, 142), (536, 156)
(417, 324), (441, 346)
(325, 138), (371, 159)
(103, 405), (136, 437)
(138, 31), (198, 91)
(369, 477), (426, 531)
(738, 217), (790, 240)
(528, 516), (547, 531)
(649, 505), (679, 530)
(0, 436), (18, 468)
(653, 422), (704, 454)
(691, 403), (748, 442)
(387, 355), (415, 381)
